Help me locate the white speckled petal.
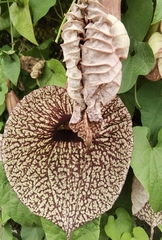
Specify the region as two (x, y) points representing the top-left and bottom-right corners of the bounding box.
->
(2, 86), (133, 238)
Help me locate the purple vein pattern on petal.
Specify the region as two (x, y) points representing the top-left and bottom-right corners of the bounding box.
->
(2, 86), (133, 237)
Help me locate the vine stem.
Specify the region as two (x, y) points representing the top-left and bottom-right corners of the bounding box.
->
(58, 0), (64, 18)
(55, 0), (77, 43)
(134, 83), (141, 109)
(7, 0), (14, 50)
(0, 1), (18, 3)
(54, 6), (63, 19)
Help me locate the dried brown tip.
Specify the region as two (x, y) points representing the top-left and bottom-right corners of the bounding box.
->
(20, 55), (45, 79)
(145, 61), (162, 81)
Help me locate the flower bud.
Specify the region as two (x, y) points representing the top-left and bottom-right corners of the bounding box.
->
(146, 32), (162, 81)
(148, 32), (162, 57)
(6, 90), (19, 115)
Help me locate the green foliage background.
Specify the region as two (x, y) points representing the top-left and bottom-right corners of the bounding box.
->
(0, 0), (162, 239)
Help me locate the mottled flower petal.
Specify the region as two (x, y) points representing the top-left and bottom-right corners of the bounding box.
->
(2, 86), (133, 238)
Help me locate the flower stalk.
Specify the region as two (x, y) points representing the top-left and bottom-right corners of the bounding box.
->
(100, 0), (122, 20)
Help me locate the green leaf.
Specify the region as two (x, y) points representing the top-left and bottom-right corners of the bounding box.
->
(0, 82), (8, 105)
(119, 41), (154, 93)
(121, 227), (149, 240)
(24, 38), (53, 59)
(120, 232), (131, 240)
(1, 53), (20, 86)
(71, 218), (100, 240)
(9, 0), (38, 45)
(1, 210), (10, 225)
(158, 224), (162, 232)
(122, 0), (153, 41)
(119, 88), (135, 117)
(0, 103), (5, 116)
(39, 59), (66, 87)
(152, 0), (162, 24)
(131, 126), (162, 212)
(0, 62), (7, 85)
(132, 227), (149, 240)
(39, 38), (54, 50)
(41, 218), (66, 240)
(0, 222), (13, 240)
(0, 162), (40, 227)
(137, 81), (162, 145)
(21, 226), (45, 240)
(104, 208), (132, 240)
(2, 49), (15, 55)
(0, 10), (10, 31)
(0, 45), (13, 53)
(29, 0), (56, 25)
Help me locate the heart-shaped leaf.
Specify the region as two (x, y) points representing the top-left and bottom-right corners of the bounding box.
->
(121, 227), (149, 240)
(119, 41), (154, 93)
(2, 86), (133, 238)
(120, 232), (132, 240)
(10, 0), (38, 45)
(104, 208), (132, 240)
(131, 126), (162, 212)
